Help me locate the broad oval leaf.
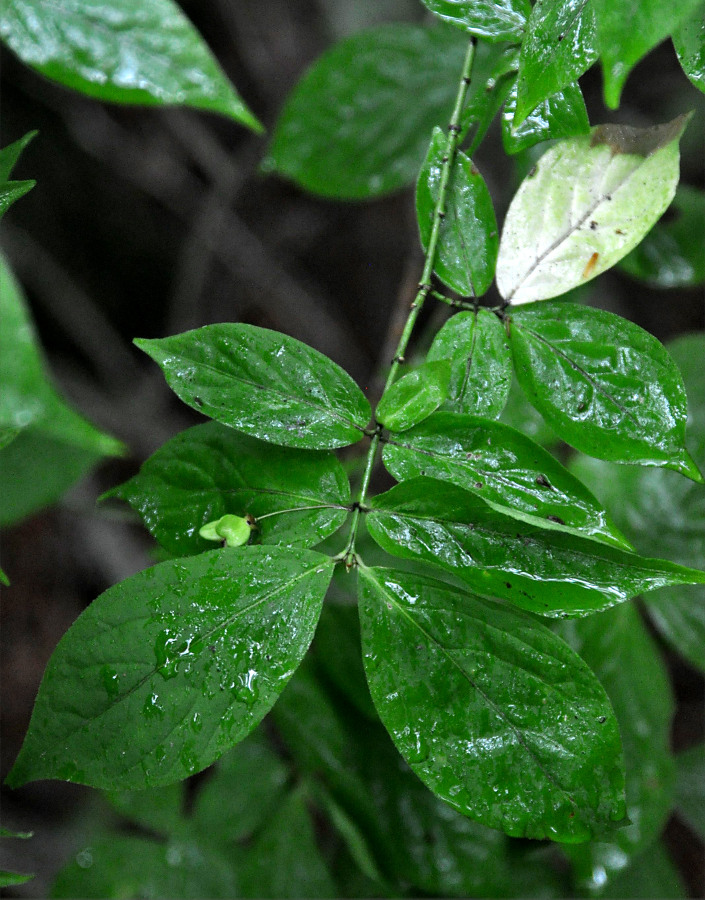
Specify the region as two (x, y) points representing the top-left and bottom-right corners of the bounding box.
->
(496, 117), (689, 305)
(383, 411), (630, 549)
(6, 546), (333, 790)
(358, 566), (627, 842)
(593, 0), (702, 108)
(619, 185), (705, 288)
(108, 422), (350, 555)
(0, 0), (261, 130)
(419, 0), (531, 43)
(559, 604), (676, 887)
(509, 302), (703, 480)
(136, 324), (370, 450)
(417, 128), (499, 297)
(377, 360), (451, 433)
(502, 79), (590, 155)
(263, 24), (469, 199)
(515, 0), (598, 125)
(673, 3), (705, 94)
(426, 309), (512, 418)
(366, 477), (705, 617)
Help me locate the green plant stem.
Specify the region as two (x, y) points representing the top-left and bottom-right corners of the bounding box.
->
(341, 36), (478, 568)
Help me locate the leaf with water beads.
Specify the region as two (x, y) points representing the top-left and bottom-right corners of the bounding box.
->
(6, 546), (333, 791)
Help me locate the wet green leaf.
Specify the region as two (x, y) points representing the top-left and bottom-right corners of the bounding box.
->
(559, 604), (675, 887)
(51, 834), (240, 899)
(502, 80), (590, 154)
(515, 0), (598, 125)
(496, 117), (688, 304)
(358, 566), (627, 842)
(240, 787), (336, 899)
(108, 422), (350, 556)
(0, 0), (261, 130)
(192, 729), (289, 844)
(383, 412), (629, 548)
(426, 309), (512, 418)
(500, 376), (558, 446)
(366, 477), (705, 617)
(417, 128), (498, 296)
(264, 23), (471, 199)
(593, 0), (702, 107)
(104, 782), (185, 835)
(6, 546), (333, 790)
(136, 324), (370, 450)
(619, 185), (705, 288)
(509, 302), (702, 480)
(377, 360), (452, 433)
(0, 131), (35, 221)
(460, 42), (519, 154)
(674, 744), (705, 840)
(673, 3), (705, 93)
(420, 0), (530, 41)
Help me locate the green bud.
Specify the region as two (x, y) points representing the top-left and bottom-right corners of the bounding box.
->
(198, 514), (254, 548)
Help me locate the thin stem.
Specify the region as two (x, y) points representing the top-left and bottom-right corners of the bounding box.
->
(341, 37), (478, 567)
(430, 289), (476, 310)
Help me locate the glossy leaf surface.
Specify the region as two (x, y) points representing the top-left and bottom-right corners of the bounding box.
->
(510, 302), (702, 480)
(500, 376), (557, 446)
(7, 546), (333, 790)
(367, 478), (705, 617)
(502, 80), (590, 155)
(0, 0), (261, 130)
(674, 744), (705, 840)
(109, 422), (350, 556)
(515, 0), (598, 124)
(673, 3), (705, 93)
(264, 24), (470, 199)
(496, 117), (687, 304)
(240, 787), (336, 898)
(52, 834), (239, 899)
(420, 0), (530, 41)
(358, 566), (626, 842)
(426, 309), (512, 418)
(593, 0), (702, 107)
(0, 131), (35, 220)
(136, 324), (370, 450)
(383, 412), (630, 548)
(377, 360), (451, 433)
(559, 604), (675, 888)
(619, 185), (705, 288)
(460, 41), (519, 154)
(569, 333), (705, 671)
(417, 128), (498, 296)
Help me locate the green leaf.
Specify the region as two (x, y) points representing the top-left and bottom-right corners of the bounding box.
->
(496, 117), (689, 304)
(502, 79), (590, 154)
(426, 309), (512, 418)
(0, 131), (36, 221)
(104, 782), (185, 835)
(500, 375), (558, 446)
(569, 335), (705, 672)
(509, 302), (702, 480)
(461, 41), (520, 154)
(192, 729), (289, 845)
(559, 604), (675, 887)
(673, 2), (705, 93)
(0, 567), (9, 587)
(366, 477), (705, 617)
(136, 324), (370, 450)
(383, 412), (631, 549)
(109, 422), (350, 556)
(419, 0), (531, 42)
(51, 834), (239, 899)
(377, 360), (452, 433)
(674, 744), (705, 840)
(240, 787), (336, 899)
(358, 566), (627, 842)
(0, 0), (261, 130)
(6, 546), (333, 790)
(619, 185), (705, 288)
(417, 128), (499, 296)
(0, 179), (35, 220)
(0, 871), (34, 887)
(0, 827), (32, 839)
(515, 0), (598, 125)
(596, 842), (687, 899)
(593, 0), (702, 108)
(263, 23), (470, 199)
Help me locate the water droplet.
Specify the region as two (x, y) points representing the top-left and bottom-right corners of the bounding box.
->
(191, 711), (203, 733)
(407, 733), (430, 764)
(75, 848), (93, 869)
(101, 666), (120, 699)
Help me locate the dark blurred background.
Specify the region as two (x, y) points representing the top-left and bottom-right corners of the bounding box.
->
(1, 0), (703, 895)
